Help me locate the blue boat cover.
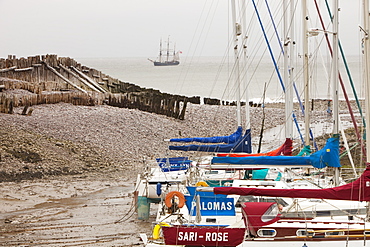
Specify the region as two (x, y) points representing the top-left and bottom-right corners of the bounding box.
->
(156, 157), (192, 172)
(169, 126), (243, 144)
(169, 129), (252, 153)
(211, 135), (340, 168)
(186, 186), (227, 197)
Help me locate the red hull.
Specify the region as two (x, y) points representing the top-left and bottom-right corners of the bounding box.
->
(162, 226), (246, 246)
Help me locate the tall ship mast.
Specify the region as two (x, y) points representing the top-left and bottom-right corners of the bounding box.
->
(148, 37), (180, 66)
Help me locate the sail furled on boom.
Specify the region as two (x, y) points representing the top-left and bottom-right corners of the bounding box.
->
(214, 165), (370, 202)
(169, 128), (252, 153)
(216, 138), (292, 157)
(169, 126), (243, 144)
(212, 135), (340, 168)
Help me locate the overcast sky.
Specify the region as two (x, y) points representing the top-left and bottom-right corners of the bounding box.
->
(0, 0), (364, 59)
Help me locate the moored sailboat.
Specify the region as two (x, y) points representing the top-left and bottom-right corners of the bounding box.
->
(138, 0), (370, 246)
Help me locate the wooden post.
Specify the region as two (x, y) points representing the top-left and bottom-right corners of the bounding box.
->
(70, 66), (107, 93)
(43, 62), (88, 94)
(22, 105), (29, 115)
(178, 100), (187, 120)
(60, 64), (101, 93)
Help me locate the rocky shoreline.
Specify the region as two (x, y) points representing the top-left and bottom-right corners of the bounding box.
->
(0, 97), (363, 182)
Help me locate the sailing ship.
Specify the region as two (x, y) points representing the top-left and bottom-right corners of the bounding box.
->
(148, 37), (180, 66)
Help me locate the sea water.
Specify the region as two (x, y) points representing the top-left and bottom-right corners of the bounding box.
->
(77, 56), (363, 104)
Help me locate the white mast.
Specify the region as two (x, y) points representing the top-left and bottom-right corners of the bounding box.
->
(363, 0), (370, 221)
(231, 0), (242, 126)
(364, 0), (370, 163)
(290, 0), (296, 138)
(332, 0), (340, 185)
(241, 0), (250, 135)
(284, 0), (293, 140)
(302, 0), (310, 147)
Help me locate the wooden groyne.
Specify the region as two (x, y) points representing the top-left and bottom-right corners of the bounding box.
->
(0, 54), (213, 119)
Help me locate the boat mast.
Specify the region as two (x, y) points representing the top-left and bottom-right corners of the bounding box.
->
(173, 43), (176, 60)
(364, 0), (370, 162)
(166, 36), (170, 63)
(302, 0), (310, 147)
(241, 0), (250, 135)
(284, 0), (293, 140)
(332, 0), (340, 185)
(159, 39), (163, 63)
(363, 0), (370, 221)
(231, 0), (242, 126)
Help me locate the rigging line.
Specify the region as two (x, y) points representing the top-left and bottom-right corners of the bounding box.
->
(242, 5), (286, 99)
(315, 0), (366, 160)
(286, 168), (324, 189)
(324, 0), (365, 129)
(320, 199), (365, 221)
(182, 13), (226, 100)
(201, 60), (238, 137)
(197, 1), (222, 58)
(174, 0), (218, 95)
(244, 64), (294, 149)
(217, 54), (243, 110)
(256, 0), (313, 149)
(216, 4), (251, 106)
(293, 82), (307, 147)
(294, 82), (305, 116)
(221, 1), (285, 142)
(210, 57), (233, 103)
(292, 78), (319, 151)
(207, 39), (237, 104)
(235, 0), (245, 25)
(292, 111), (305, 146)
(233, 10), (249, 101)
(254, 2), (291, 95)
(290, 36), (329, 151)
(309, 30), (330, 98)
(241, 52), (281, 105)
(241, 2), (285, 95)
(174, 4), (236, 132)
(218, 36), (261, 113)
(241, 38), (283, 108)
(209, 14), (244, 111)
(265, 0), (284, 54)
(249, 2), (281, 50)
(115, 197), (137, 223)
(243, 1), (281, 59)
(269, 0), (320, 130)
(190, 0), (233, 99)
(246, 2), (283, 61)
(223, 1), (272, 100)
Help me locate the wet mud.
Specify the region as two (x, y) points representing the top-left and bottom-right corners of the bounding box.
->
(0, 176), (152, 246)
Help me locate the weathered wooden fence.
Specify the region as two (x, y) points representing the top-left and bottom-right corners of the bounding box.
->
(0, 91), (104, 114)
(107, 93), (188, 120)
(0, 54), (214, 119)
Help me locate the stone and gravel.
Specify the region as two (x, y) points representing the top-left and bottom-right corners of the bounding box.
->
(0, 100), (282, 181)
(0, 85), (363, 182)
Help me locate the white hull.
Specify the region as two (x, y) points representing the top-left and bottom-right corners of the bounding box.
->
(238, 241), (369, 247)
(143, 241), (370, 247)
